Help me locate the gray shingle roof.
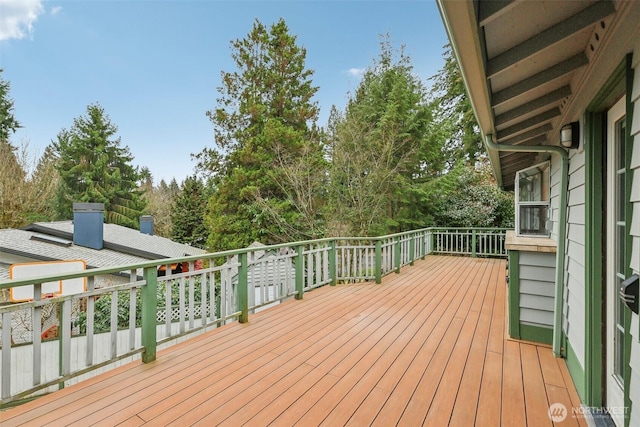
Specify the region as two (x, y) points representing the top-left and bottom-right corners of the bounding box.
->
(26, 221), (206, 259)
(0, 228), (152, 270)
(0, 223), (207, 282)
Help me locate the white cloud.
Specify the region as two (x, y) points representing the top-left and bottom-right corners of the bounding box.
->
(347, 68), (365, 78)
(0, 0), (44, 41)
(51, 6), (62, 16)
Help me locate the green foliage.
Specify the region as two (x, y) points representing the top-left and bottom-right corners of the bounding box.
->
(171, 176), (209, 248)
(429, 44), (485, 165)
(0, 69), (20, 142)
(53, 103), (146, 228)
(142, 177), (180, 238)
(74, 279), (217, 334)
(200, 18), (323, 250)
(427, 161), (514, 228)
(326, 37), (441, 236)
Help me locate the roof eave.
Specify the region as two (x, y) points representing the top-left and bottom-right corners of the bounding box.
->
(436, 0), (502, 187)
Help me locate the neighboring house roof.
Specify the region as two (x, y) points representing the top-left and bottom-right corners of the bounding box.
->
(437, 0), (638, 189)
(0, 262), (10, 280)
(24, 221), (206, 259)
(0, 222), (207, 280)
(0, 228), (152, 271)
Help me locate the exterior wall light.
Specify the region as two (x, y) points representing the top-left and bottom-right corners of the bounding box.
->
(560, 121), (580, 149)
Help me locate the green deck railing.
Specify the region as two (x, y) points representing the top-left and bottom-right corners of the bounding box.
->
(0, 227), (507, 404)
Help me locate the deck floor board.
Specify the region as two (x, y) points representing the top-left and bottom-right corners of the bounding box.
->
(1, 256), (586, 426)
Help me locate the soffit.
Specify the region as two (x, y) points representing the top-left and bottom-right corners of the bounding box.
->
(440, 0), (626, 191)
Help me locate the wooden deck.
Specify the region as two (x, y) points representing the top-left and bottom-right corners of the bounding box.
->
(1, 255), (586, 426)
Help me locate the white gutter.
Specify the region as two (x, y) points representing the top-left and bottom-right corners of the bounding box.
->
(484, 135), (568, 357)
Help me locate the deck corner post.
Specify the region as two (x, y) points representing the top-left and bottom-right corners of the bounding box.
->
(329, 240), (337, 286)
(141, 266), (158, 363)
(238, 252), (249, 323)
(375, 240), (382, 284)
(295, 245), (305, 298)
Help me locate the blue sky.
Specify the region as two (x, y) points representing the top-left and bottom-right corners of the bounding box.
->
(1, 0), (448, 184)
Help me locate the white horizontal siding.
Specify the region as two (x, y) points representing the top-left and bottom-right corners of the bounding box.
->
(520, 251), (555, 267)
(520, 280), (555, 297)
(517, 251), (555, 329)
(520, 308), (554, 326)
(550, 155), (562, 241)
(520, 265), (555, 282)
(520, 294), (554, 312)
(565, 149), (586, 369)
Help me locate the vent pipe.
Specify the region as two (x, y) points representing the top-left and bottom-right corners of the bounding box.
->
(140, 215), (154, 236)
(73, 203), (104, 250)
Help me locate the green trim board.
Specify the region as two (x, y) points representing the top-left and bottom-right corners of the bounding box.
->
(583, 108), (605, 407)
(520, 324), (553, 345)
(508, 250), (520, 339)
(565, 334), (587, 402)
(583, 59), (627, 407)
(581, 56), (634, 416)
(623, 52), (634, 427)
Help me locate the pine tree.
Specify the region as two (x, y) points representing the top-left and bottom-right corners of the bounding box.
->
(326, 37), (439, 235)
(53, 103), (146, 228)
(0, 69), (20, 143)
(429, 44), (485, 164)
(199, 18), (322, 250)
(170, 176), (209, 248)
(0, 69), (26, 228)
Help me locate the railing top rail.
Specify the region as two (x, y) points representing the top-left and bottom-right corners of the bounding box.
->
(0, 227), (507, 289)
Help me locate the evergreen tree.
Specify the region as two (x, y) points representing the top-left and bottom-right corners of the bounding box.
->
(171, 176), (209, 248)
(0, 70), (26, 228)
(53, 103), (145, 228)
(326, 38), (440, 236)
(0, 69), (20, 143)
(24, 144), (59, 223)
(199, 18), (322, 250)
(429, 44), (485, 165)
(142, 178), (179, 238)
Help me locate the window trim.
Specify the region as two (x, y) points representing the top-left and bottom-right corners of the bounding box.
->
(515, 161), (551, 237)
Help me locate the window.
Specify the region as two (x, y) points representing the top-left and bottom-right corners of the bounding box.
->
(515, 161), (550, 237)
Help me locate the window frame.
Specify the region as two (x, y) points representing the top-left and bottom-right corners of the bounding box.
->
(515, 160), (551, 237)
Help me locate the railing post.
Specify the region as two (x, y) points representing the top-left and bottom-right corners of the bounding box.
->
(141, 266), (158, 363)
(394, 237), (401, 274)
(296, 245), (305, 299)
(409, 234), (415, 266)
(329, 240), (337, 286)
(472, 229), (477, 258)
(430, 231), (436, 254)
(238, 252), (249, 323)
(375, 240), (382, 284)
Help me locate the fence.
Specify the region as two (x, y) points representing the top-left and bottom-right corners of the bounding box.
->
(0, 227), (506, 404)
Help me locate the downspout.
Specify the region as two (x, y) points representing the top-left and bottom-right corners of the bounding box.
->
(484, 135), (568, 357)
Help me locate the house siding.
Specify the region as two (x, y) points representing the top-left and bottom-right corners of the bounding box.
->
(518, 252), (555, 329)
(628, 50), (640, 427)
(564, 149), (587, 369)
(550, 155), (563, 241)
